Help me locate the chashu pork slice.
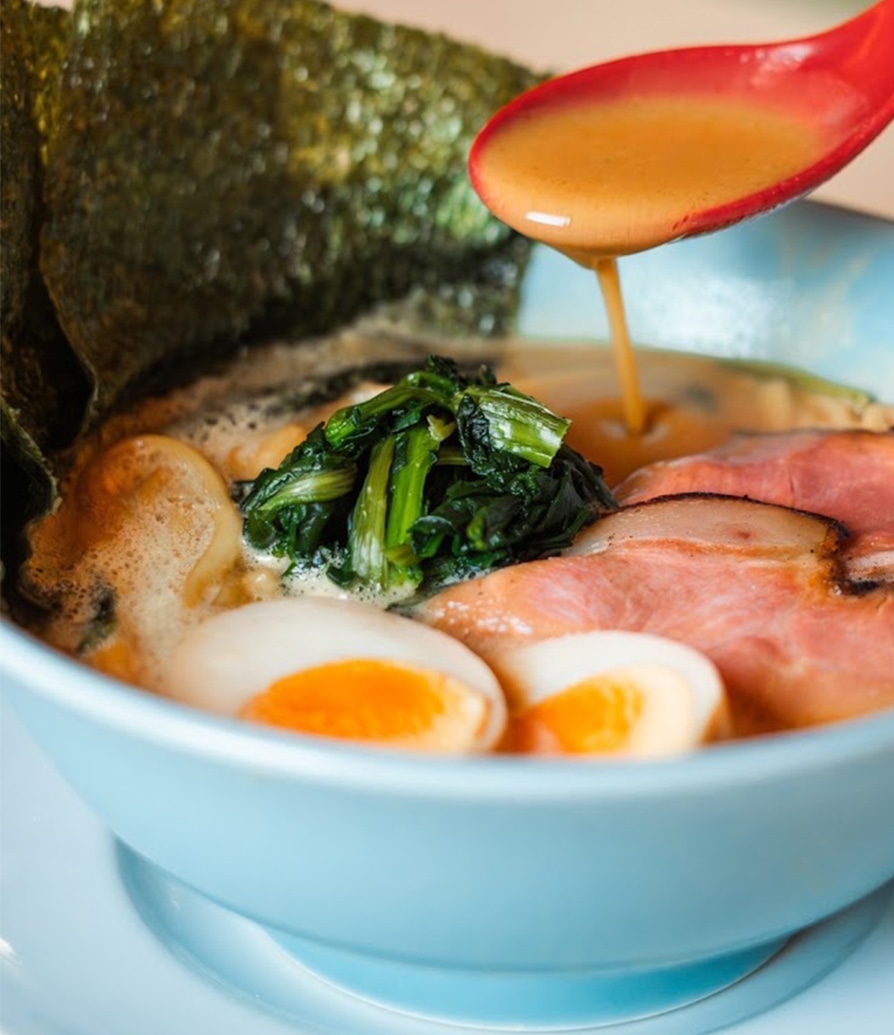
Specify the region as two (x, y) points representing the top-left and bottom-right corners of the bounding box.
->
(615, 429), (894, 584)
(420, 496), (894, 735)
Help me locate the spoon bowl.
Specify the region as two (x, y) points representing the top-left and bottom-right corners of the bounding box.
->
(469, 0), (894, 256)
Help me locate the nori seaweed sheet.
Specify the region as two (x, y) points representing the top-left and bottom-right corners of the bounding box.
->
(1, 0), (37, 341)
(40, 0), (541, 425)
(1, 0), (88, 527)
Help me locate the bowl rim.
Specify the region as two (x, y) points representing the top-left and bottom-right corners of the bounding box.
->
(3, 616), (893, 802)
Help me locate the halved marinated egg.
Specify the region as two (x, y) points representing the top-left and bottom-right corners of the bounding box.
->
(164, 598), (507, 753)
(490, 631), (729, 758)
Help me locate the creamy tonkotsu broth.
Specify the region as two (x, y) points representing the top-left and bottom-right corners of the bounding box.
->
(472, 95), (823, 260)
(19, 336), (892, 703)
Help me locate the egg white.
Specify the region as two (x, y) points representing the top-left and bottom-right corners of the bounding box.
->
(491, 630), (729, 757)
(164, 597), (507, 751)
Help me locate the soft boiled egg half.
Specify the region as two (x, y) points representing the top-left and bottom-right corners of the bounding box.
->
(490, 631), (730, 759)
(164, 598), (507, 753)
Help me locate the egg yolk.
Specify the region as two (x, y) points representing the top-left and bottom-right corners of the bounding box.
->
(513, 675), (646, 755)
(240, 658), (489, 752)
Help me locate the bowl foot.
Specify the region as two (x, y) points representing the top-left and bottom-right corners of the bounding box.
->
(117, 844), (891, 1033)
(269, 929), (781, 1029)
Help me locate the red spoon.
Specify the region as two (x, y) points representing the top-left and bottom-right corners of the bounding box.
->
(469, 0), (894, 258)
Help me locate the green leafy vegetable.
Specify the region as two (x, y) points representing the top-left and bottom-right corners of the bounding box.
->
(240, 357), (617, 597)
(348, 435), (398, 591)
(241, 426), (359, 559)
(385, 423), (442, 555)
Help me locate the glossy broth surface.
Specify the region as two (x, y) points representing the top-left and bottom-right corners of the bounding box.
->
(476, 93), (823, 257)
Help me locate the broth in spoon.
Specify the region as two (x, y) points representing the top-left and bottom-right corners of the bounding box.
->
(469, 1), (894, 433)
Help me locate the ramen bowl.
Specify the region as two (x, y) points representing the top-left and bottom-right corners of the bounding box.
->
(2, 200), (894, 1031)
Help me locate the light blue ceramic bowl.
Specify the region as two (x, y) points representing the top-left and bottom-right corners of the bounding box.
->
(2, 200), (894, 1032)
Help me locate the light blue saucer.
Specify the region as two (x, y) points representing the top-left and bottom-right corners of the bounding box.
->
(119, 841), (891, 1033)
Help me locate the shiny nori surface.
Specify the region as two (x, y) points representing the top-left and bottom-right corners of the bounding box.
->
(1, 0), (37, 342)
(1, 0), (87, 507)
(40, 0), (540, 426)
(1, 0), (86, 605)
